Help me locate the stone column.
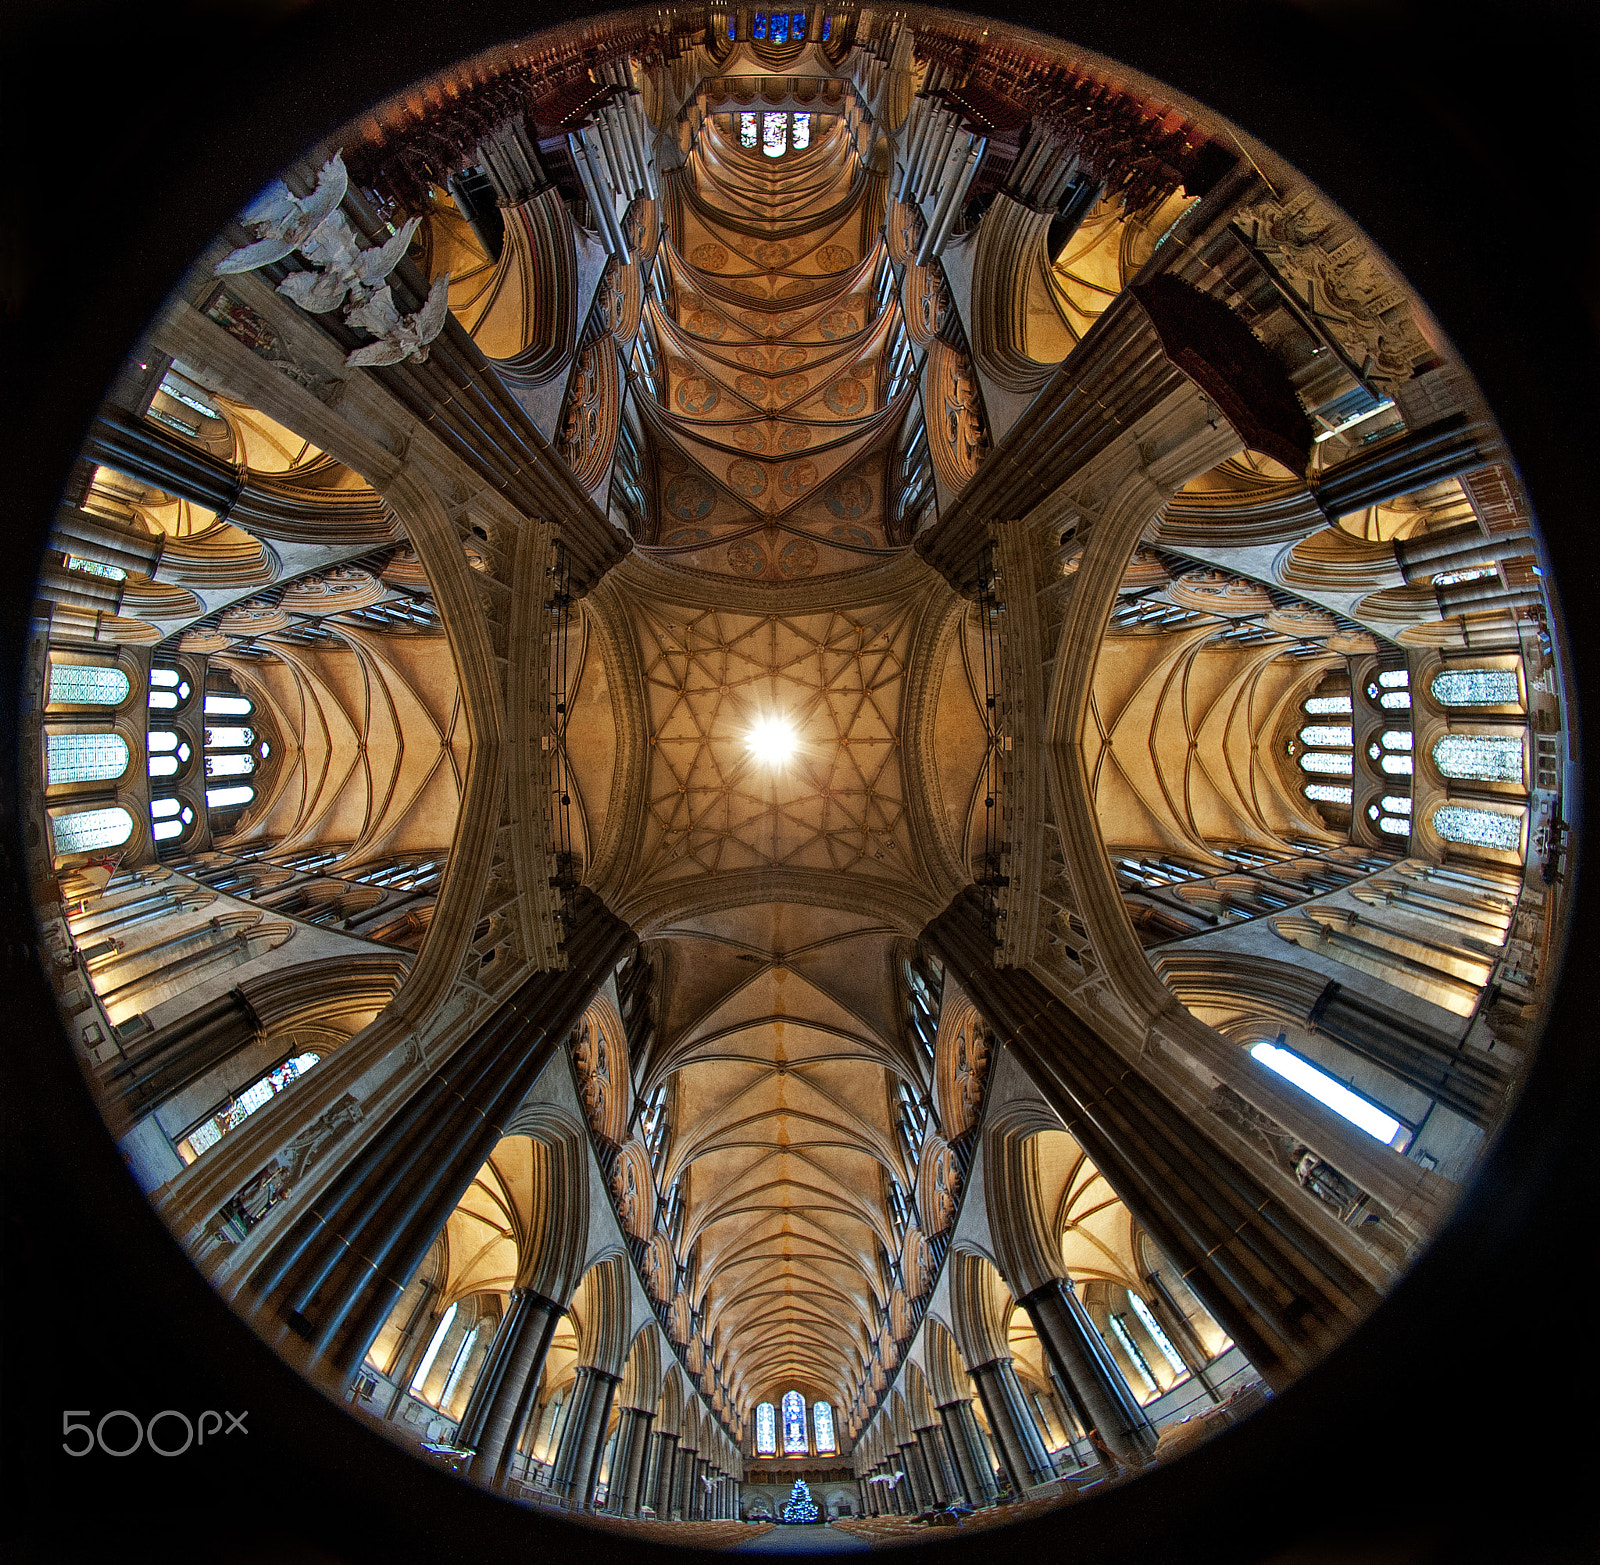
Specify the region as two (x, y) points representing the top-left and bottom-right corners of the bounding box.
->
(651, 1431), (679, 1517)
(938, 1398), (998, 1506)
(455, 1287), (564, 1491)
(674, 1442), (698, 1520)
(915, 1424), (954, 1505)
(615, 1407), (656, 1514)
(924, 888), (1380, 1390)
(898, 1440), (930, 1510)
(1019, 1278), (1158, 1463)
(238, 891), (635, 1382)
(551, 1364), (620, 1510)
(969, 1358), (1057, 1493)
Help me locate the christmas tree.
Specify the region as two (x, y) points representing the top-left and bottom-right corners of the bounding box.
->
(780, 1477), (820, 1523)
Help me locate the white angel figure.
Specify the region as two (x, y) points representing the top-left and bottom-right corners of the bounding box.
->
(215, 154), (349, 274)
(344, 272), (453, 367)
(277, 214), (423, 314)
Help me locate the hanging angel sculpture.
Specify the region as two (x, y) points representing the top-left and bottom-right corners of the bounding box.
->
(215, 152), (450, 368)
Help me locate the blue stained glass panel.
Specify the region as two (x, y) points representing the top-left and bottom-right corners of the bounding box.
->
(782, 1389), (807, 1454)
(756, 1402), (777, 1456)
(813, 1401), (837, 1455)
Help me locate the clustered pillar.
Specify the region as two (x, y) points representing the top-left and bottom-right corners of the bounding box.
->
(969, 1357), (1058, 1492)
(609, 1403), (656, 1515)
(454, 1287), (565, 1491)
(550, 1364), (620, 1510)
(1019, 1278), (1158, 1463)
(235, 890), (635, 1384)
(937, 1398), (998, 1506)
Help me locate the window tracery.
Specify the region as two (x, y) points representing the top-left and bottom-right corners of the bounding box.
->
(46, 733), (129, 786)
(1431, 668), (1519, 707)
(48, 664), (129, 707)
(782, 1389), (807, 1454)
(813, 1401), (837, 1455)
(1432, 805), (1522, 851)
(756, 1400), (777, 1456)
(1432, 733), (1524, 784)
(51, 806), (133, 855)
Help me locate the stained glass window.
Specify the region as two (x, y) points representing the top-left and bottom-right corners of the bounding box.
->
(50, 806), (133, 854)
(1376, 814), (1410, 836)
(1432, 805), (1522, 851)
(1381, 795), (1413, 815)
(1303, 783), (1352, 804)
(1106, 1313), (1158, 1396)
(1378, 670), (1410, 688)
(1128, 1292), (1187, 1376)
(1431, 669), (1520, 707)
(813, 1401), (837, 1455)
(822, 15), (832, 40)
(1299, 725), (1352, 748)
(204, 693), (252, 717)
(1432, 565), (1497, 586)
(792, 112), (811, 151)
(782, 1389), (808, 1455)
(740, 112), (758, 148)
(205, 725), (255, 749)
(1250, 1041), (1403, 1144)
(1380, 690), (1412, 709)
(175, 1052), (321, 1163)
(46, 733), (128, 785)
(791, 12), (807, 39)
(49, 664), (129, 707)
(64, 554), (126, 580)
(206, 752), (255, 778)
(409, 1303), (458, 1393)
(151, 799), (194, 842)
(753, 11), (769, 39)
(763, 111), (788, 158)
(1302, 695), (1352, 715)
(206, 784), (254, 809)
(769, 11), (789, 43)
(1300, 751), (1353, 775)
(1432, 734), (1524, 783)
(756, 1401), (777, 1456)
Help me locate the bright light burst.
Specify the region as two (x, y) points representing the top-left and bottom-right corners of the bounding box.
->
(746, 715), (798, 766)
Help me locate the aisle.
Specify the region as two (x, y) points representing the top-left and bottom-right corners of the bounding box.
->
(730, 1522), (874, 1552)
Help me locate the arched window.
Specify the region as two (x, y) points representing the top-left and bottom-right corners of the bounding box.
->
(740, 111), (758, 148)
(755, 1401), (777, 1456)
(1431, 668), (1520, 707)
(813, 1401), (837, 1455)
(1366, 667), (1412, 710)
(1432, 734), (1524, 784)
(1127, 1292), (1187, 1376)
(1369, 729), (1414, 775)
(781, 1389), (808, 1455)
(204, 725), (255, 749)
(51, 805), (133, 855)
(1250, 1041), (1403, 1145)
(1302, 694), (1352, 715)
(763, 111), (788, 158)
(147, 729), (193, 778)
(206, 784), (254, 809)
(45, 733), (129, 785)
(174, 1051), (321, 1163)
(205, 752), (255, 778)
(1299, 751), (1353, 775)
(792, 113), (811, 151)
(63, 554), (126, 581)
(1366, 794), (1412, 836)
(1298, 724), (1352, 748)
(1432, 805), (1522, 852)
(203, 692), (252, 717)
(409, 1302), (458, 1394)
(148, 667), (192, 710)
(1303, 783), (1352, 805)
(150, 798), (195, 842)
(48, 664), (129, 707)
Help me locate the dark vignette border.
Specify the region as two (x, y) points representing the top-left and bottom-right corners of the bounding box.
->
(3, 3), (1596, 1561)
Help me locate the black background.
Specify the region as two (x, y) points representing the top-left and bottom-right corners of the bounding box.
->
(3, 2), (1597, 1561)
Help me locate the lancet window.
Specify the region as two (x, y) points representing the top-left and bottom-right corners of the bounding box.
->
(1366, 667), (1412, 711)
(1432, 734), (1525, 784)
(51, 806), (133, 855)
(1431, 668), (1520, 707)
(175, 1051), (321, 1163)
(48, 663), (129, 707)
(46, 733), (129, 786)
(150, 797), (194, 843)
(755, 1401), (777, 1456)
(1366, 794), (1413, 837)
(1249, 1039), (1405, 1145)
(148, 667), (192, 711)
(813, 1401), (837, 1455)
(1431, 805), (1523, 853)
(1370, 729), (1414, 776)
(782, 1389), (808, 1454)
